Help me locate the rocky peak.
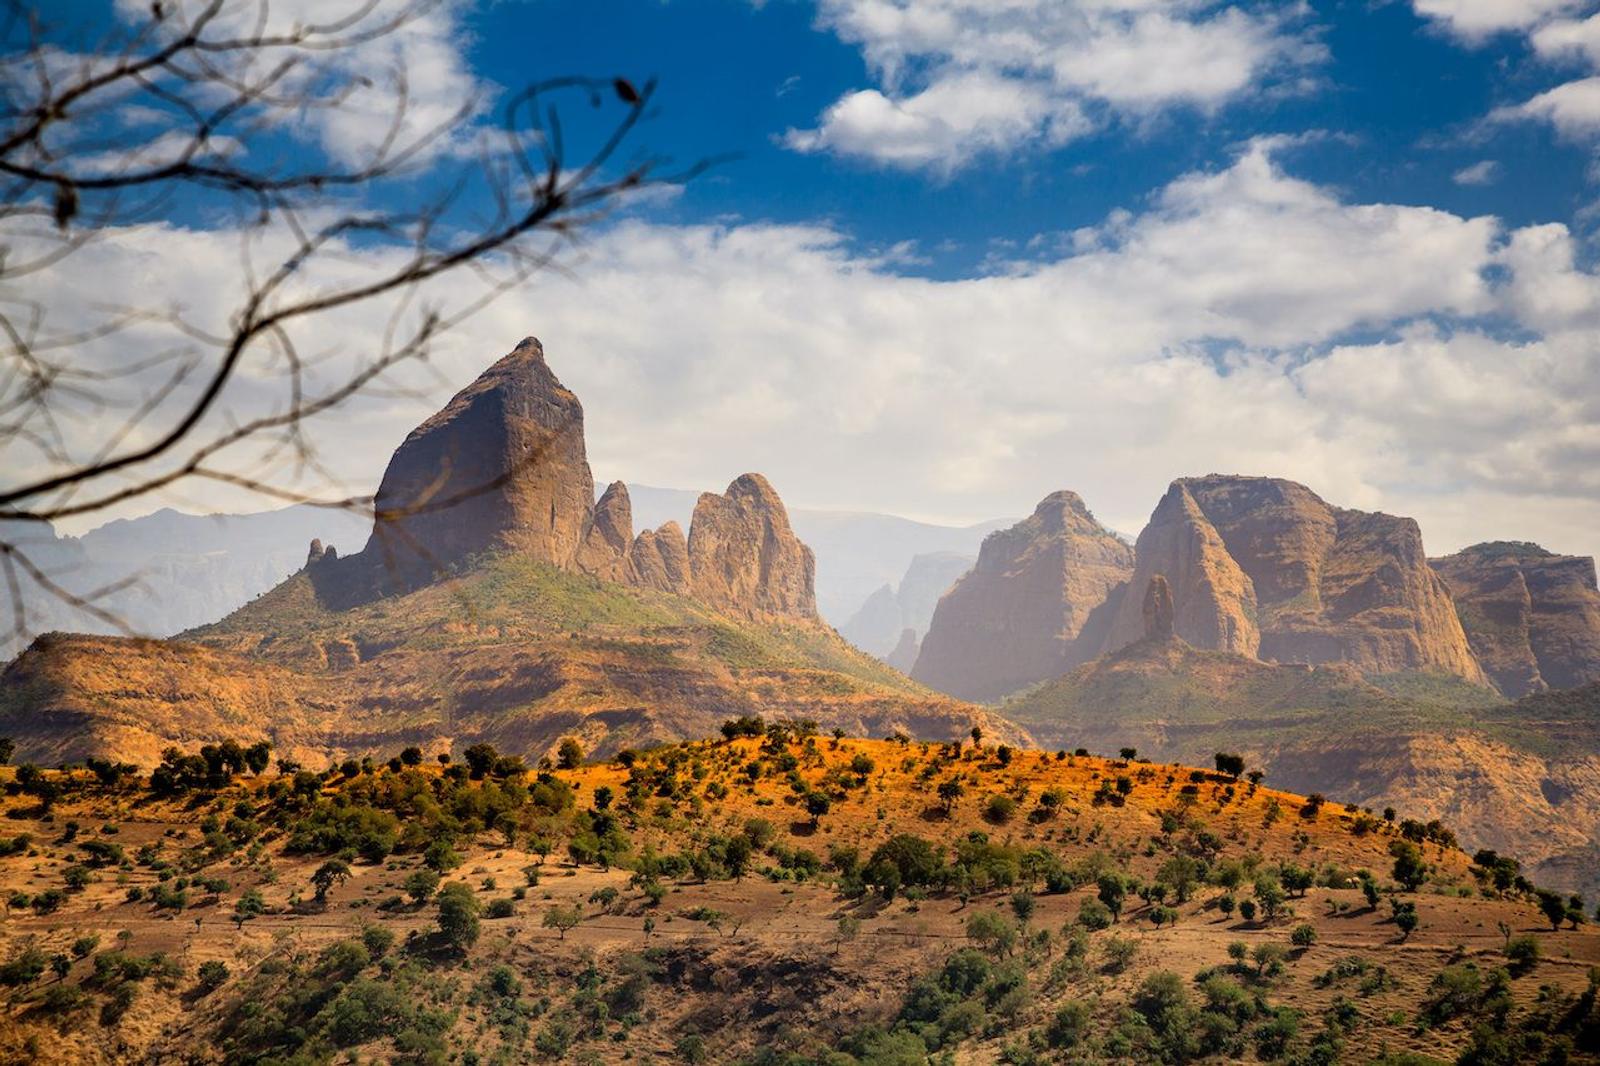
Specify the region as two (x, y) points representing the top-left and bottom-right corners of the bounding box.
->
(629, 521), (690, 594)
(1100, 480), (1260, 658)
(1103, 475), (1486, 685)
(1142, 575), (1174, 641)
(356, 336), (595, 589)
(687, 474), (816, 620)
(911, 489), (1134, 702)
(1432, 542), (1600, 696)
(576, 481), (633, 583)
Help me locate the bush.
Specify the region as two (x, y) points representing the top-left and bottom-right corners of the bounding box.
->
(1504, 934), (1540, 974)
(1077, 897), (1113, 931)
(195, 960), (229, 994)
(486, 898), (515, 918)
(436, 883), (481, 951)
(1047, 1001), (1090, 1049)
(1291, 923), (1317, 948)
(979, 793), (1016, 825)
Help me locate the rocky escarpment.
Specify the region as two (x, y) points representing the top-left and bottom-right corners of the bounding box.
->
(1102, 475), (1487, 685)
(687, 474), (817, 621)
(307, 336), (817, 622)
(1432, 542), (1600, 697)
(912, 491), (1133, 702)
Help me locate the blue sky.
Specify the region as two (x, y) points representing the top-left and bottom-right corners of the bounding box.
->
(459, 0), (1600, 279)
(23, 0), (1600, 568)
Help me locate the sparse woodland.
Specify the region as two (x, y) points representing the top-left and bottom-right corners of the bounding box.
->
(0, 721), (1596, 1064)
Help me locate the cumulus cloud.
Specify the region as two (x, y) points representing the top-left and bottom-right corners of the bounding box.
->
(784, 1), (1322, 170)
(1503, 75), (1600, 140)
(1411, 0), (1586, 39)
(13, 139), (1600, 565)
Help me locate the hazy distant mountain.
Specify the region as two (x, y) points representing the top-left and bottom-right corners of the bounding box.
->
(840, 551), (976, 658)
(0, 506), (367, 661)
(627, 484), (1007, 625)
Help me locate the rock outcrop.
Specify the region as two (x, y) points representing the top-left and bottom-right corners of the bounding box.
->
(1432, 542), (1600, 697)
(1100, 481), (1262, 658)
(356, 337), (595, 589)
(305, 337), (820, 622)
(687, 474), (817, 620)
(629, 521), (690, 594)
(575, 481), (633, 583)
(912, 491), (1134, 702)
(1142, 575), (1174, 641)
(1102, 475), (1487, 685)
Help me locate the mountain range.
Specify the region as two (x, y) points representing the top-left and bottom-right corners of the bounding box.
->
(0, 338), (1012, 767)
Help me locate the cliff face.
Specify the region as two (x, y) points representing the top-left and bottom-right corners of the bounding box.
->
(911, 491), (1133, 702)
(629, 521), (690, 595)
(575, 481), (634, 584)
(687, 474), (817, 621)
(1102, 476), (1487, 685)
(308, 337), (819, 622)
(360, 337), (595, 589)
(1101, 481), (1259, 658)
(1432, 542), (1600, 697)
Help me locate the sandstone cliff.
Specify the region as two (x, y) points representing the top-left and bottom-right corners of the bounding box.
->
(307, 337), (820, 624)
(687, 474), (817, 621)
(1103, 475), (1487, 685)
(629, 521), (690, 594)
(356, 337), (595, 590)
(575, 481), (634, 583)
(1101, 480), (1259, 658)
(1432, 542), (1600, 697)
(912, 491), (1133, 702)
(884, 628), (920, 674)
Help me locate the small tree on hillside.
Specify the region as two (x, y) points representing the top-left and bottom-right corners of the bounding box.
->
(1213, 753), (1245, 779)
(437, 883), (481, 951)
(311, 859), (351, 905)
(543, 903), (583, 940)
(558, 738), (585, 770)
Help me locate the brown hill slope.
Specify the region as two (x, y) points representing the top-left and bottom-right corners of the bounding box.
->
(0, 735), (1593, 1065)
(0, 337), (1010, 765)
(1004, 634), (1600, 898)
(0, 553), (1020, 768)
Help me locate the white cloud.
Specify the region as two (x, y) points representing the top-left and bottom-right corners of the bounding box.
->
(783, 71), (1088, 169)
(12, 140), (1600, 569)
(109, 0), (485, 168)
(1425, 4), (1600, 145)
(1502, 75), (1600, 139)
(1453, 159), (1501, 184)
(786, 1), (1322, 170)
(1532, 11), (1600, 64)
(1412, 0), (1586, 40)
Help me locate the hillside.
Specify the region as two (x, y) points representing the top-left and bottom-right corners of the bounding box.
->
(0, 731), (1593, 1065)
(0, 552), (1017, 768)
(1004, 636), (1600, 899)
